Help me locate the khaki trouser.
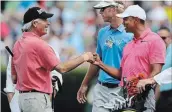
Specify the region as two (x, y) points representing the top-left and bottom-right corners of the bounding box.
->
(9, 90), (21, 112)
(19, 92), (52, 112)
(92, 83), (123, 112)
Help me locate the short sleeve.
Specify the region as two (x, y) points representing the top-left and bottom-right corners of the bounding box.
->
(96, 31), (102, 58)
(154, 67), (172, 85)
(38, 43), (60, 71)
(149, 39), (166, 64)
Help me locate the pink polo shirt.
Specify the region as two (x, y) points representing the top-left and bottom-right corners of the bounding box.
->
(120, 28), (166, 85)
(11, 32), (60, 94)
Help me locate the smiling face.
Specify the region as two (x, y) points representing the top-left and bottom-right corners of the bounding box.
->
(123, 16), (144, 33)
(33, 19), (50, 36)
(123, 17), (136, 33)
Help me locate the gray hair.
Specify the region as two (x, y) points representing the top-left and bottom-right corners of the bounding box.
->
(22, 19), (40, 32)
(22, 21), (32, 32)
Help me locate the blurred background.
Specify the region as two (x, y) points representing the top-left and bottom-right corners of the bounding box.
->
(1, 1), (171, 112)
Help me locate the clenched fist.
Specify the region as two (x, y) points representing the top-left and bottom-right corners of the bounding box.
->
(82, 52), (95, 63)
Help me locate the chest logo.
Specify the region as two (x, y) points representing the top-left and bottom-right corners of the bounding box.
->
(105, 39), (113, 48)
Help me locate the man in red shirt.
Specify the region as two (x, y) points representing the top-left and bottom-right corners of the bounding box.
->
(11, 7), (94, 112)
(93, 5), (166, 111)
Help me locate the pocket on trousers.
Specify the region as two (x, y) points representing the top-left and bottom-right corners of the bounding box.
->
(23, 97), (39, 111)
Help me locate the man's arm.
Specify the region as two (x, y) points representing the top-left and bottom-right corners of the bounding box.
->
(54, 52), (94, 73)
(149, 63), (163, 77)
(92, 54), (121, 79)
(11, 57), (17, 84)
(137, 63), (163, 93)
(81, 64), (100, 86)
(97, 61), (121, 80)
(77, 64), (99, 103)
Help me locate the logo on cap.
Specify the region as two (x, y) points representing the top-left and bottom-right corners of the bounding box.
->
(37, 9), (45, 14)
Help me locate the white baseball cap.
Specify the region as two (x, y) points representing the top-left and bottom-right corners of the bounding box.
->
(116, 5), (146, 20)
(93, 0), (124, 9)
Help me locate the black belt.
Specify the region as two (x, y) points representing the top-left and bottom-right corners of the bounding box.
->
(98, 80), (118, 88)
(19, 90), (49, 95)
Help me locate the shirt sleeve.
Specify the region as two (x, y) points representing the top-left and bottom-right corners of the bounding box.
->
(96, 31), (102, 58)
(149, 39), (166, 64)
(154, 67), (172, 85)
(38, 42), (60, 71)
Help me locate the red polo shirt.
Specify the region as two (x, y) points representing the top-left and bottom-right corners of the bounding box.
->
(120, 28), (166, 85)
(11, 32), (60, 94)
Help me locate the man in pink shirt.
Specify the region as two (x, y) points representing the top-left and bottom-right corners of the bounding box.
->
(11, 7), (95, 112)
(93, 5), (166, 111)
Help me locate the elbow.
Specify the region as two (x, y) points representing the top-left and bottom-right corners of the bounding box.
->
(113, 74), (121, 80)
(13, 80), (17, 84)
(59, 68), (67, 74)
(55, 65), (67, 74)
(116, 75), (121, 80)
(12, 78), (17, 84)
(12, 75), (17, 84)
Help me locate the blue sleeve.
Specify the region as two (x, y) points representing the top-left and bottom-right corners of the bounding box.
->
(96, 30), (102, 58)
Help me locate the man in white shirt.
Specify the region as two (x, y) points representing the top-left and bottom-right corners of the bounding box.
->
(137, 67), (172, 112)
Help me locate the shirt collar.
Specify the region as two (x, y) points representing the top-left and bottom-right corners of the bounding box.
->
(108, 24), (125, 32)
(22, 32), (40, 38)
(133, 28), (151, 41)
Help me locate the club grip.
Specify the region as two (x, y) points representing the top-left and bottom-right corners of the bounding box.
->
(5, 46), (14, 57)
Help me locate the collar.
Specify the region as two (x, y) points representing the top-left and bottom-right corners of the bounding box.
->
(133, 28), (151, 42)
(108, 24), (125, 32)
(22, 32), (40, 38)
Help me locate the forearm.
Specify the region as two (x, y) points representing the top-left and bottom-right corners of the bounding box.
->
(98, 61), (121, 79)
(55, 55), (85, 73)
(7, 92), (15, 103)
(81, 64), (99, 86)
(149, 64), (163, 78)
(12, 75), (17, 84)
(155, 85), (160, 101)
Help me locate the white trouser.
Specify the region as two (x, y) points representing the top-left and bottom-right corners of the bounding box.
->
(9, 90), (21, 112)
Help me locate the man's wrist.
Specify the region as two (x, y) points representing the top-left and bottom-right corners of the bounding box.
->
(82, 54), (89, 61)
(150, 78), (156, 84)
(98, 61), (104, 68)
(81, 81), (89, 87)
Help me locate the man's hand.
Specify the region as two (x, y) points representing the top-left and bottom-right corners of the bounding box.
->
(77, 85), (88, 104)
(136, 78), (155, 93)
(7, 92), (15, 103)
(82, 52), (95, 63)
(92, 53), (102, 66)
